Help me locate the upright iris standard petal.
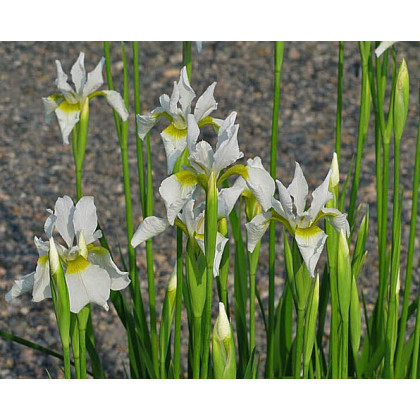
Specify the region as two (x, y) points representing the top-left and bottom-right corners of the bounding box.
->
(178, 67), (196, 113)
(309, 170), (333, 220)
(212, 124), (243, 174)
(54, 196), (75, 248)
(70, 52), (86, 95)
(131, 216), (170, 247)
(55, 60), (77, 103)
(194, 82), (217, 122)
(287, 162), (308, 215)
(83, 58), (105, 97)
(274, 180), (294, 219)
(73, 196), (98, 245)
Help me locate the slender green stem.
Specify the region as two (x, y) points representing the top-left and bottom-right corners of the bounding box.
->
(70, 315), (81, 379)
(348, 42), (371, 226)
(294, 309), (305, 379)
(132, 42), (146, 212)
(144, 131), (159, 376)
(182, 41), (192, 80)
(412, 307), (420, 378)
(201, 174), (218, 378)
(193, 315), (202, 379)
(267, 40), (284, 379)
(78, 329), (87, 379)
(103, 42), (121, 139)
(335, 41), (344, 162)
(341, 321), (349, 379)
(396, 101), (420, 376)
(248, 243), (260, 353)
(173, 227), (183, 379)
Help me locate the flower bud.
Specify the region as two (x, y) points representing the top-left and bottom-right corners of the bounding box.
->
(337, 229), (352, 323)
(394, 59), (409, 142)
(49, 237), (61, 275)
(329, 152), (339, 191)
(212, 302), (236, 379)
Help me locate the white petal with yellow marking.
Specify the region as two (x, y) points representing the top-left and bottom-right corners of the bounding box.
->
(160, 123), (188, 174)
(65, 256), (111, 313)
(159, 172), (197, 225)
(294, 225), (327, 278)
(54, 102), (80, 144)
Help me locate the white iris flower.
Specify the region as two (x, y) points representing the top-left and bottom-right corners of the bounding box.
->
(131, 198), (234, 277)
(42, 52), (129, 144)
(245, 160), (350, 277)
(136, 66), (223, 174)
(6, 196), (130, 313)
(159, 112), (244, 225)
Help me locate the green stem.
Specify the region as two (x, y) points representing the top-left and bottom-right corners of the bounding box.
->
(348, 42), (371, 226)
(103, 42), (121, 138)
(201, 174), (218, 379)
(294, 309), (304, 379)
(335, 41), (344, 162)
(267, 40), (284, 379)
(396, 102), (420, 376)
(248, 243), (260, 353)
(78, 329), (86, 379)
(182, 41), (192, 80)
(193, 315), (202, 379)
(70, 315), (81, 379)
(341, 321), (349, 379)
(173, 227), (183, 379)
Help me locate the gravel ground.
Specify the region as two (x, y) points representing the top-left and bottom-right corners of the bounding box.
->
(0, 41), (419, 378)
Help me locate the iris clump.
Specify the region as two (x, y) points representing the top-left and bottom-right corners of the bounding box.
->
(2, 41), (419, 381)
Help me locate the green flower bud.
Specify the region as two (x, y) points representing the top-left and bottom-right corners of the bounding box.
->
(212, 302), (236, 379)
(337, 229), (352, 323)
(394, 59), (409, 142)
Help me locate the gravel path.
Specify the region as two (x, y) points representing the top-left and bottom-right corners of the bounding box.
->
(0, 41), (419, 378)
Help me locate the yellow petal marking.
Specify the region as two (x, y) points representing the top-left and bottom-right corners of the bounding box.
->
(66, 255), (90, 274)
